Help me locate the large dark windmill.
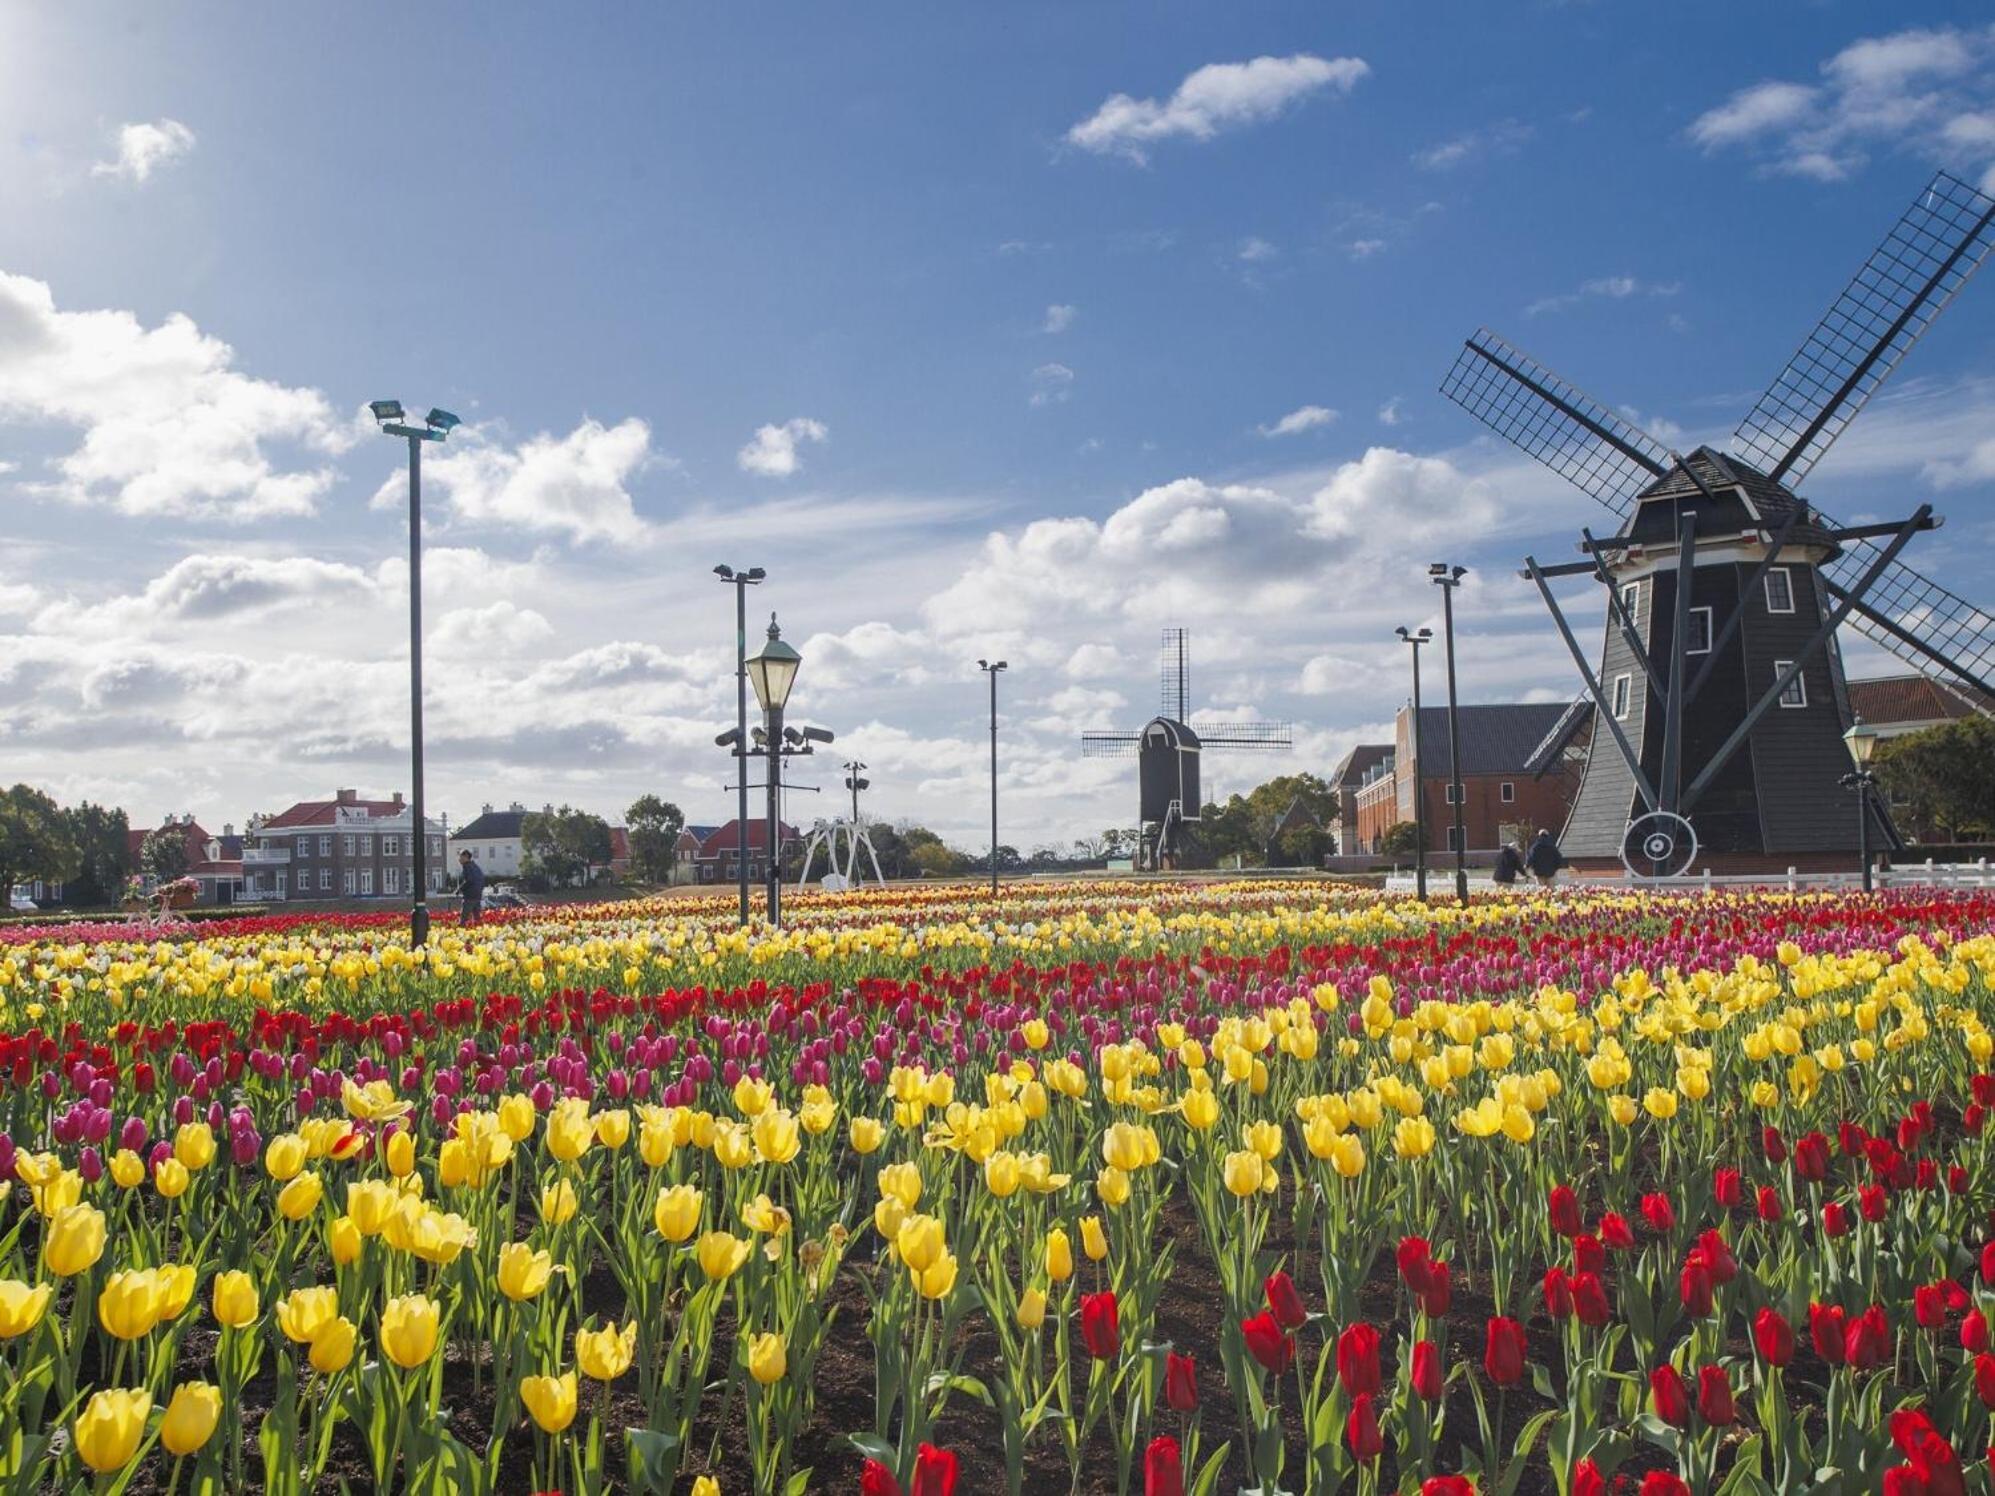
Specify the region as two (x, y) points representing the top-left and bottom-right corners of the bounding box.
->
(1441, 171), (1995, 875)
(1081, 628), (1293, 869)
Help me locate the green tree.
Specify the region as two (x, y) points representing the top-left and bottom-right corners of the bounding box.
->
(624, 795), (685, 884)
(1874, 716), (1995, 841)
(139, 823), (190, 882)
(61, 802), (131, 907)
(521, 806), (615, 889)
(1379, 821), (1422, 857)
(0, 784), (80, 901)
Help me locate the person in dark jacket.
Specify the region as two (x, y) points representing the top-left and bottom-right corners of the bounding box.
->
(1526, 829), (1566, 887)
(1492, 842), (1524, 886)
(458, 851), (487, 925)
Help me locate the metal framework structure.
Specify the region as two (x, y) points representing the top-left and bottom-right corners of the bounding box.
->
(1440, 171), (1995, 715)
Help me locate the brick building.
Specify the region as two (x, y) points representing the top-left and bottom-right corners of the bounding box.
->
(1350, 701), (1588, 855)
(128, 816), (245, 906)
(243, 789), (447, 903)
(687, 819), (800, 885)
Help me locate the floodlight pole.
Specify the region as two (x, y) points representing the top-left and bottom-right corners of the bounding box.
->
(1431, 564), (1470, 905)
(979, 661), (1007, 898)
(1397, 627), (1431, 902)
(765, 705), (784, 926)
(715, 565), (764, 927)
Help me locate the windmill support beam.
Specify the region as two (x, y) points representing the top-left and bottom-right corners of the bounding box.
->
(1582, 525), (1668, 700)
(1683, 512), (1802, 706)
(1818, 579), (1995, 704)
(1660, 515), (1697, 812)
(1524, 555), (1659, 812)
(1680, 505), (1933, 812)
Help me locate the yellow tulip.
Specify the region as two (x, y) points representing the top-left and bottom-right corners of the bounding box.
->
(732, 1074), (774, 1117)
(385, 1130), (416, 1177)
(408, 1210), (474, 1267)
(1642, 1087), (1679, 1121)
(595, 1109), (632, 1149)
(1101, 1122), (1147, 1172)
(1329, 1133), (1365, 1179)
(98, 1270), (166, 1341)
(877, 1162), (922, 1208)
(1607, 1094), (1640, 1127)
(521, 1371), (578, 1433)
(1181, 1087), (1219, 1131)
(73, 1388), (151, 1474)
(153, 1157), (191, 1199)
(741, 1193), (792, 1236)
(43, 1203), (106, 1277)
(159, 1381), (222, 1456)
(498, 1243), (554, 1302)
(540, 1178), (579, 1226)
(913, 1251), (959, 1299)
(712, 1123), (755, 1170)
(1096, 1167), (1131, 1208)
(1046, 1229), (1074, 1283)
(174, 1122), (217, 1171)
(498, 1093), (537, 1142)
(692, 1479), (720, 1496)
(576, 1320), (637, 1380)
(654, 1184), (702, 1243)
(747, 1331), (788, 1385)
(1393, 1117), (1437, 1160)
(277, 1285), (340, 1344)
(380, 1293), (441, 1369)
(211, 1270), (259, 1328)
(308, 1315), (357, 1373)
(849, 1116), (886, 1154)
(1242, 1119), (1282, 1162)
(1080, 1215), (1108, 1262)
(1222, 1149), (1265, 1197)
(278, 1171), (325, 1222)
(265, 1133), (308, 1181)
(109, 1149), (146, 1189)
(329, 1215), (363, 1266)
(0, 1279), (53, 1338)
(752, 1108), (801, 1165)
(697, 1231), (751, 1282)
(544, 1102), (595, 1163)
(346, 1180), (397, 1236)
(1017, 1286), (1047, 1330)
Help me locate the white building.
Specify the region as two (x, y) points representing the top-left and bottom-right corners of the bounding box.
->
(449, 803), (528, 878)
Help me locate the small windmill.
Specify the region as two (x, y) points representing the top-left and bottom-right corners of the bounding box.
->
(1081, 628), (1293, 869)
(1441, 171), (1995, 874)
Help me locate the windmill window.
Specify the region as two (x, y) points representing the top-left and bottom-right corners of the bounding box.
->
(1611, 673), (1632, 720)
(1774, 660), (1807, 708)
(1764, 568), (1794, 614)
(1620, 582), (1641, 617)
(1685, 607), (1713, 655)
(1500, 781), (1516, 803)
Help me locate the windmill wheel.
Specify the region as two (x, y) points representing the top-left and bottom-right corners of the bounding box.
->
(1621, 812), (1699, 879)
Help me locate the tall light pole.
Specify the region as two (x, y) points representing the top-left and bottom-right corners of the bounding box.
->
(1429, 564), (1470, 905)
(1395, 626), (1433, 902)
(978, 659), (1007, 898)
(714, 565), (766, 926)
(746, 614), (802, 926)
(1842, 715), (1881, 893)
(371, 401), (459, 946)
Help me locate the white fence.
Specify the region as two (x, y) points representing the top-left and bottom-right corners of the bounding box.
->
(1386, 860), (1995, 894)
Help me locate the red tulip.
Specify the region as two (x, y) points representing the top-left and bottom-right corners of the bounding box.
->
(1483, 1316), (1526, 1386)
(1549, 1184), (1582, 1238)
(1639, 1193), (1675, 1233)
(1963, 1312), (1989, 1354)
(1678, 1252), (1714, 1317)
(860, 1458), (902, 1496)
(1419, 1258), (1453, 1318)
(1571, 1459), (1606, 1496)
(1650, 1364), (1689, 1428)
(1572, 1233), (1605, 1275)
(1914, 1282), (1948, 1330)
(1846, 1305), (1891, 1371)
(1966, 1103), (1987, 1136)
(1761, 1125), (1787, 1164)
(1421, 1479), (1477, 1496)
(1859, 1184), (1889, 1222)
(1982, 1241), (1995, 1285)
(1264, 1271), (1307, 1332)
(1639, 1475), (1690, 1496)
(1336, 1322), (1381, 1397)
(1713, 1167), (1742, 1208)
(1756, 1185), (1782, 1223)
(1241, 1311), (1295, 1374)
(911, 1444), (958, 1496)
(1839, 1120), (1868, 1158)
(1598, 1212), (1635, 1252)
(1164, 1351), (1198, 1411)
(1880, 1466), (1929, 1496)
(1144, 1436), (1183, 1496)
(1696, 1229), (1737, 1285)
(1079, 1290), (1120, 1359)
(1974, 1074), (1995, 1107)
(1397, 1235), (1437, 1293)
(1571, 1271), (1611, 1329)
(1794, 1131), (1829, 1181)
(1915, 1159), (1939, 1192)
(1542, 1267), (1573, 1320)
(1410, 1339), (1444, 1401)
(1822, 1201), (1851, 1237)
(1976, 1352), (1995, 1410)
(1346, 1392), (1384, 1462)
(1890, 1408), (1964, 1496)
(1948, 1164), (1969, 1195)
(1753, 1306), (1795, 1366)
(1809, 1302), (1847, 1365)
(1696, 1364), (1735, 1426)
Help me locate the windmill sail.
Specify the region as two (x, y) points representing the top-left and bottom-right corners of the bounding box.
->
(1819, 536), (1995, 703)
(1731, 171), (1995, 488)
(1192, 722), (1294, 749)
(1439, 328), (1671, 517)
(1080, 732), (1142, 758)
(1161, 627), (1189, 721)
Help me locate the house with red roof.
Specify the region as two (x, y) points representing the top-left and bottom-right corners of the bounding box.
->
(242, 789), (446, 903)
(127, 815), (245, 906)
(690, 818), (800, 885)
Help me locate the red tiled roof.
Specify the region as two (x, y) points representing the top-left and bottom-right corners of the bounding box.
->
(127, 822), (214, 863)
(609, 827), (631, 861)
(262, 797), (405, 828)
(697, 820), (801, 858)
(1847, 674), (1991, 728)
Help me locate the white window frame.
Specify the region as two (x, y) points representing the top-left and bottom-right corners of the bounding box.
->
(1684, 606), (1713, 655)
(356, 833), (373, 853)
(383, 866), (401, 895)
(320, 868), (332, 891)
(359, 868), (373, 896)
(1500, 781), (1516, 804)
(275, 872), (288, 898)
(342, 834), (355, 857)
(343, 869), (356, 895)
(1444, 783), (1460, 805)
(1774, 660), (1807, 708)
(1444, 824), (1460, 851)
(1611, 673), (1632, 720)
(381, 835), (400, 857)
(318, 834), (332, 856)
(1620, 581), (1640, 617)
(1764, 568), (1794, 615)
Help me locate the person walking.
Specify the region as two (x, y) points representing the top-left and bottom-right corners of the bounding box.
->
(1525, 829), (1566, 888)
(458, 850), (486, 925)
(1492, 841), (1524, 887)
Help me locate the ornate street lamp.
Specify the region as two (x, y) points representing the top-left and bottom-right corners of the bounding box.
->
(1841, 715), (1881, 893)
(747, 615), (803, 924)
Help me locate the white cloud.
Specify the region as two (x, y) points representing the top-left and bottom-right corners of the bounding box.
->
(0, 271), (349, 520)
(736, 417), (829, 478)
(1236, 237), (1279, 262)
(412, 417), (654, 543)
(1526, 275), (1682, 318)
(1347, 239), (1387, 261)
(1688, 26), (1995, 182)
(1412, 119), (1534, 171)
(1066, 54), (1369, 164)
(1028, 363), (1075, 407)
(1064, 643), (1124, 679)
(432, 601), (555, 657)
(92, 119), (196, 183)
(1377, 397), (1405, 427)
(1258, 405), (1338, 438)
(1041, 304), (1077, 334)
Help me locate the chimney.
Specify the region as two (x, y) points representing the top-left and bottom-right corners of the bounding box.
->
(509, 801), (525, 813)
(481, 803), (493, 815)
(223, 823), (234, 837)
(336, 788), (358, 806)
(391, 792), (405, 809)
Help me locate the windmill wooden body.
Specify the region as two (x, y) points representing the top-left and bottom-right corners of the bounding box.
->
(1082, 629), (1292, 870)
(1442, 172), (1995, 874)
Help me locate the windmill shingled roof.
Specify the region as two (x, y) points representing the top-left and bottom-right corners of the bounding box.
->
(1630, 447), (1839, 550)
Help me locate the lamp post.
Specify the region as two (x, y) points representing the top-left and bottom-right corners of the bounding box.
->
(371, 400), (459, 946)
(1395, 626), (1433, 902)
(1429, 564), (1470, 905)
(1842, 714), (1881, 893)
(714, 566), (766, 925)
(978, 660), (1007, 898)
(746, 613), (802, 925)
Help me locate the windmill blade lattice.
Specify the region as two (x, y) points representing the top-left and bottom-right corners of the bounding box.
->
(1731, 171), (1995, 488)
(1819, 535), (1995, 706)
(1440, 328), (1673, 518)
(1192, 722), (1294, 749)
(1080, 733), (1142, 759)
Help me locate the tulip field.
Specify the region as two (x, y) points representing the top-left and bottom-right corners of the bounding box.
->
(3, 880), (1995, 1494)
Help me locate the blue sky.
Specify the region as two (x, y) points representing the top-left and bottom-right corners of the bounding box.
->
(3, 4), (1994, 849)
